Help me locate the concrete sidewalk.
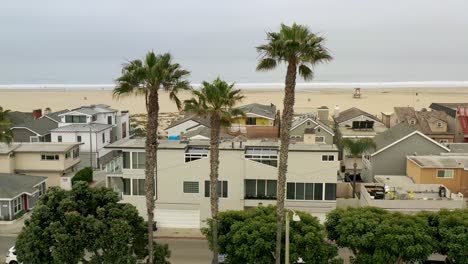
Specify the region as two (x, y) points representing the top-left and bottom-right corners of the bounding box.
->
(0, 212), (29, 235)
(155, 228), (206, 240)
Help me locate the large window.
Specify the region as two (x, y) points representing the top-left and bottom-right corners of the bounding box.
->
(65, 115), (87, 123)
(123, 152), (131, 169)
(245, 147), (278, 167)
(437, 169), (454, 178)
(108, 116), (113, 125)
(315, 136), (325, 143)
(102, 133), (105, 143)
(185, 147), (208, 162)
(72, 148), (80, 158)
(205, 180), (228, 198)
(41, 154), (59, 160)
(132, 179), (145, 196)
(246, 117), (257, 125)
(77, 136), (82, 142)
(245, 179), (277, 199)
(58, 136), (62, 142)
(286, 182), (332, 200)
(352, 121), (374, 130)
(183, 181), (199, 193)
(13, 196), (23, 214)
(131, 152), (146, 169)
(123, 178), (131, 195)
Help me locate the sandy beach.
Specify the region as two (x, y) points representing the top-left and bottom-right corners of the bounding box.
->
(0, 87), (467, 116)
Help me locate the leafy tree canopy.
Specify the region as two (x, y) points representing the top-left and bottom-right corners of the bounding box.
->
(202, 205), (341, 264)
(15, 182), (169, 264)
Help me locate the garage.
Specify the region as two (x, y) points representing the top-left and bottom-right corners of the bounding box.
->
(155, 209), (200, 228)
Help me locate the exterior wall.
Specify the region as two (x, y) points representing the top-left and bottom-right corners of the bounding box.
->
(290, 122), (333, 144)
(116, 113), (130, 140)
(27, 191), (41, 209)
(406, 159), (422, 183)
(166, 120), (202, 136)
(0, 200), (11, 221)
(362, 134), (449, 181)
(0, 154), (15, 173)
(51, 129), (112, 161)
(15, 152), (67, 172)
(24, 171), (62, 187)
(95, 112), (117, 125)
(428, 121), (448, 133)
(59, 113), (92, 127)
(12, 128), (37, 142)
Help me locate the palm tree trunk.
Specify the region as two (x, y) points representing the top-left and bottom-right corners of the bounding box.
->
(210, 115), (221, 264)
(145, 88), (159, 264)
(275, 59), (297, 264)
(352, 158), (357, 198)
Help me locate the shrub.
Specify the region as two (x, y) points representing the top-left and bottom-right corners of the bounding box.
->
(72, 167), (93, 184)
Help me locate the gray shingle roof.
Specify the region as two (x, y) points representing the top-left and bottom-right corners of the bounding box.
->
(183, 127), (234, 140)
(334, 107), (381, 124)
(44, 109), (69, 122)
(0, 173), (47, 199)
(238, 103), (276, 120)
(291, 114), (334, 135)
(394, 107), (454, 135)
(9, 109), (68, 135)
(50, 123), (113, 132)
(373, 123), (416, 151)
(166, 113), (211, 129)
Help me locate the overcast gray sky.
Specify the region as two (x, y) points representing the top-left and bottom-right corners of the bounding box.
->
(1, 0), (467, 84)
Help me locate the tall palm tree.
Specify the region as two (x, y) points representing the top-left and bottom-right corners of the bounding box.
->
(184, 78), (244, 264)
(0, 106), (13, 144)
(342, 138), (376, 198)
(256, 23), (332, 264)
(114, 51), (190, 264)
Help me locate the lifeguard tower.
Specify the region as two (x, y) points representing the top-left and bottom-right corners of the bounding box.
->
(353, 88), (361, 98)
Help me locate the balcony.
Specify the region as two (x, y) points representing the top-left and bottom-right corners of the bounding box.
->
(105, 156), (123, 174)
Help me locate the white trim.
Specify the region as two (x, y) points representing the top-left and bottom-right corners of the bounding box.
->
(371, 131), (451, 157)
(242, 112), (275, 120)
(41, 115), (60, 123)
(313, 125), (335, 136)
(10, 127), (41, 136)
(338, 115), (384, 126)
(290, 117), (318, 131)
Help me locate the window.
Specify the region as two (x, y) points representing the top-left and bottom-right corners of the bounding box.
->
(30, 136), (39, 142)
(13, 196), (23, 214)
(245, 147), (278, 167)
(306, 121), (311, 126)
(37, 182), (46, 197)
(437, 122), (443, 127)
(77, 136), (82, 142)
(65, 151), (71, 159)
(439, 139), (449, 144)
(185, 147), (208, 162)
(322, 155), (335, 161)
(437, 169), (454, 178)
(183, 181), (199, 193)
(122, 122), (127, 138)
(325, 183), (337, 200)
(246, 117), (257, 125)
(409, 120), (416, 125)
(317, 127), (321, 132)
(352, 121), (374, 130)
(123, 178), (131, 195)
(123, 152), (131, 169)
(102, 133), (105, 143)
(41, 154), (59, 160)
(245, 179), (277, 199)
(131, 152), (146, 169)
(132, 179), (146, 196)
(72, 148), (80, 158)
(315, 136), (325, 143)
(287, 182), (326, 200)
(108, 116), (113, 125)
(65, 115), (87, 123)
(58, 136), (62, 142)
(92, 115), (97, 121)
(205, 180), (228, 198)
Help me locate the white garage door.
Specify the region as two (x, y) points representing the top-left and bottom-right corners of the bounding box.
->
(155, 209), (200, 228)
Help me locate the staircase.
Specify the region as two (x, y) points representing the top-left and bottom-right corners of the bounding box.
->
(457, 106), (468, 142)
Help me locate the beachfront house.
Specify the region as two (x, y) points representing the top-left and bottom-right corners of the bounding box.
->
(381, 107), (456, 144)
(290, 112), (334, 144)
(0, 142), (81, 189)
(0, 174), (47, 221)
(105, 138), (339, 228)
(360, 124), (450, 182)
(9, 108), (69, 142)
(50, 104), (130, 168)
(333, 107), (387, 178)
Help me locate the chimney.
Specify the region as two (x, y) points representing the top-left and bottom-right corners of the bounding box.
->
(32, 109), (42, 119)
(334, 105), (340, 119)
(44, 107), (52, 115)
(317, 106), (329, 122)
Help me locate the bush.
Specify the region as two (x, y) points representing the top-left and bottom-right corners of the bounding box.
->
(72, 167), (93, 184)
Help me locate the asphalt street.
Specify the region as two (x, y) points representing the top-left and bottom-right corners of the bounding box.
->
(0, 235), (16, 263)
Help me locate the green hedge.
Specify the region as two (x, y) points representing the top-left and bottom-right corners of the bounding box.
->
(72, 167), (93, 184)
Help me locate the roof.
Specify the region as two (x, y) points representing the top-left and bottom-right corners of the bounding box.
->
(393, 107), (454, 135)
(183, 127), (234, 140)
(373, 123), (417, 151)
(59, 104), (118, 116)
(238, 103), (276, 120)
(430, 103), (468, 118)
(408, 155), (468, 168)
(166, 113), (211, 130)
(14, 142), (81, 153)
(50, 123), (113, 133)
(9, 109), (68, 135)
(0, 143), (20, 154)
(447, 143), (468, 153)
(106, 138), (339, 152)
(0, 173), (47, 199)
(44, 109), (70, 122)
(334, 107), (381, 124)
(291, 114), (334, 136)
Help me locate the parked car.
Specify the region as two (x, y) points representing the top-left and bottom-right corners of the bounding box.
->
(5, 246), (18, 264)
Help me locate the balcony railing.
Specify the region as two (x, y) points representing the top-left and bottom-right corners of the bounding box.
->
(105, 156), (123, 174)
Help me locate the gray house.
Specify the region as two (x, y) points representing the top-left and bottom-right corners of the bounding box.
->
(361, 124), (450, 182)
(290, 114), (334, 144)
(0, 174), (47, 221)
(9, 109), (68, 142)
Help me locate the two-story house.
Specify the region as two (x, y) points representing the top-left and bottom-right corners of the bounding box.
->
(382, 107), (456, 143)
(290, 111), (334, 144)
(333, 107), (387, 177)
(50, 104), (130, 168)
(105, 138), (339, 228)
(0, 142), (81, 188)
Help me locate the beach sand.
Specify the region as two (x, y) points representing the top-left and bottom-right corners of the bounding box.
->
(0, 87), (467, 116)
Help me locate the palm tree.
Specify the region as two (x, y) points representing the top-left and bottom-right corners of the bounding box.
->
(342, 138), (376, 198)
(184, 78), (244, 264)
(114, 51), (190, 264)
(256, 23), (332, 264)
(0, 106), (13, 144)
